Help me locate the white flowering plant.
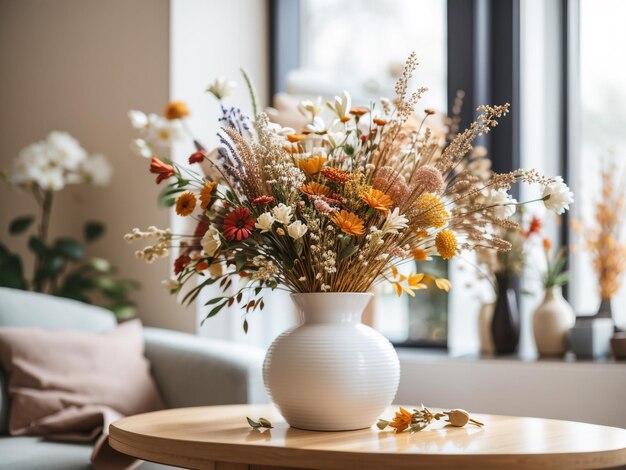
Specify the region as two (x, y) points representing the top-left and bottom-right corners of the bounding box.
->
(0, 132), (138, 319)
(126, 56), (572, 329)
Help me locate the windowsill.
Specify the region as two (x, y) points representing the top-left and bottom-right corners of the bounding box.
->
(396, 348), (625, 366)
(395, 347), (626, 429)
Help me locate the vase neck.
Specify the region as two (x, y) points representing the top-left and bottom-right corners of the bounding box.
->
(544, 285), (562, 300)
(291, 293), (373, 325)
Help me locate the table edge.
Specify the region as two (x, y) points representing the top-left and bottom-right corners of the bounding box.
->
(109, 420), (626, 470)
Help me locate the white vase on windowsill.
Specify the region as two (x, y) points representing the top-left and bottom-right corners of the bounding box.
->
(532, 286), (575, 357)
(263, 292), (400, 431)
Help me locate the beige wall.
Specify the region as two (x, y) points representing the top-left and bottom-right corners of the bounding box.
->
(0, 0), (194, 331)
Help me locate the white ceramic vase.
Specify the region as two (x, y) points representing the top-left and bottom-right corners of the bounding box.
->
(263, 293), (400, 431)
(532, 286), (575, 357)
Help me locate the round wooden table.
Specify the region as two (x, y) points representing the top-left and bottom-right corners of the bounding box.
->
(109, 404), (626, 469)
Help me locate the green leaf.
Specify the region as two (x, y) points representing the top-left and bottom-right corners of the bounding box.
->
(0, 244), (26, 289)
(258, 417), (273, 428)
(202, 301), (227, 324)
(339, 245), (359, 260)
(55, 238), (84, 261)
(89, 257), (112, 273)
(28, 236), (48, 257)
(158, 185), (185, 208)
(108, 303), (136, 320)
(204, 296), (225, 306)
(9, 216), (34, 235)
(246, 417), (261, 428)
(84, 221), (105, 243)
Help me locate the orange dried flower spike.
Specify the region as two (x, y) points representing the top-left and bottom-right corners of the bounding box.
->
(322, 167), (352, 183)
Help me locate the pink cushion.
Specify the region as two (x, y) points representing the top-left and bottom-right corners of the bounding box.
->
(0, 319), (163, 435)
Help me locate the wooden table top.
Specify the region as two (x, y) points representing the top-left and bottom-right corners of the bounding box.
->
(109, 404), (626, 470)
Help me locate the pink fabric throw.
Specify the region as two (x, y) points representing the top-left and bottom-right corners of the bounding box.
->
(0, 319), (163, 469)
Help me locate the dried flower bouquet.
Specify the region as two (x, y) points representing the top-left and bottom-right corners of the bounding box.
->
(126, 53), (572, 326)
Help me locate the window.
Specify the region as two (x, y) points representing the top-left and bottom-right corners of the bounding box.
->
(569, 0), (626, 327)
(278, 0), (450, 346)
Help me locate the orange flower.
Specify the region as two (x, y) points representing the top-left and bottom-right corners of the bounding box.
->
(330, 210), (365, 236)
(200, 181), (217, 209)
(195, 261), (209, 272)
(301, 182), (331, 197)
(297, 155), (327, 175)
(543, 238), (552, 251)
(411, 248), (430, 261)
(349, 107), (369, 117)
(526, 216), (542, 238)
(361, 188), (394, 214)
(150, 156), (174, 184)
(176, 192), (196, 216)
(373, 117), (388, 126)
(390, 407), (413, 433)
(164, 101), (189, 120)
(287, 134), (307, 143)
(435, 229), (457, 260)
(322, 167), (352, 183)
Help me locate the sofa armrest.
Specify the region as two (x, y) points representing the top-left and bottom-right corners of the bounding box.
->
(0, 369), (7, 435)
(143, 327), (267, 408)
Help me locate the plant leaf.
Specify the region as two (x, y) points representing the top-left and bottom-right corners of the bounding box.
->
(0, 244), (26, 289)
(84, 221), (105, 243)
(339, 245), (359, 260)
(258, 417), (273, 428)
(9, 216), (34, 235)
(55, 238), (84, 261)
(246, 417), (261, 428)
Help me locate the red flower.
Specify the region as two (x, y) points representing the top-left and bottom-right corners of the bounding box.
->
(194, 219), (210, 238)
(150, 156), (174, 184)
(174, 254), (191, 275)
(251, 195), (275, 205)
(526, 216), (542, 238)
(188, 150), (206, 164)
(223, 207), (255, 241)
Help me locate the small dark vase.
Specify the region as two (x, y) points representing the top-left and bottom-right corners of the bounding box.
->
(594, 298), (613, 319)
(491, 274), (520, 355)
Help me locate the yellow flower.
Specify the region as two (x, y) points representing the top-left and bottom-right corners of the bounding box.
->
(361, 188), (394, 214)
(164, 101), (189, 120)
(435, 278), (452, 292)
(297, 155), (327, 175)
(435, 229), (457, 260)
(301, 182), (331, 197)
(390, 407), (413, 433)
(175, 192), (196, 216)
(200, 181), (217, 209)
(330, 210), (365, 236)
(415, 193), (449, 228)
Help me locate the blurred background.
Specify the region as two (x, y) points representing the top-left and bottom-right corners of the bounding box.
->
(1, 0), (625, 408)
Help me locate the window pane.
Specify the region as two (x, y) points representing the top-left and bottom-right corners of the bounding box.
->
(572, 0), (626, 326)
(296, 0), (448, 344)
(295, 0), (447, 111)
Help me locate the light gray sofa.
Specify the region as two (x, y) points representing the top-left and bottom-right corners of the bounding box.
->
(0, 287), (266, 469)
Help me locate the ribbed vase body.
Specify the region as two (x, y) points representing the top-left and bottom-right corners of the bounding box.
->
(263, 293), (400, 431)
